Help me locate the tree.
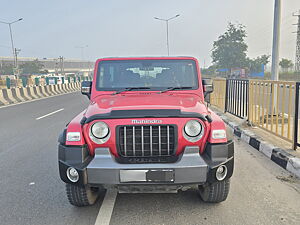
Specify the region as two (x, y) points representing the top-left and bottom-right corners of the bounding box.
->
(201, 65), (218, 75)
(248, 55), (270, 73)
(279, 58), (293, 72)
(19, 59), (45, 75)
(211, 23), (248, 70)
(0, 63), (14, 75)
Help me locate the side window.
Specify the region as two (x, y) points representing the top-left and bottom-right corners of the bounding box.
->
(99, 65), (115, 88)
(98, 66), (104, 87)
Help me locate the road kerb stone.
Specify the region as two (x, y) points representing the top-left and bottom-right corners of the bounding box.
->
(214, 110), (300, 178)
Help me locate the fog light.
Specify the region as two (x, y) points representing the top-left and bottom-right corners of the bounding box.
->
(216, 165), (227, 181)
(66, 167), (79, 182)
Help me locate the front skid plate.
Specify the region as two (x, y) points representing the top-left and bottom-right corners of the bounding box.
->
(111, 184), (199, 194)
(87, 146), (208, 185)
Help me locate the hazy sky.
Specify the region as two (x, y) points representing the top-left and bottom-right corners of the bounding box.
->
(0, 0), (300, 67)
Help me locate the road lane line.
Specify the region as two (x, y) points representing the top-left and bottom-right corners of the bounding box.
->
(0, 91), (77, 109)
(94, 189), (118, 225)
(36, 108), (64, 120)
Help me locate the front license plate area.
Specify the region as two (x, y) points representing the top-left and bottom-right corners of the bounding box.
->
(120, 169), (174, 183)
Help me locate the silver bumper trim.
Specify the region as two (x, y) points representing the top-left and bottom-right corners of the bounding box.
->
(87, 146), (208, 185)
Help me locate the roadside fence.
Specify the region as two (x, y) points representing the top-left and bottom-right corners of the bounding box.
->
(210, 78), (226, 111)
(225, 79), (249, 119)
(209, 78), (299, 150)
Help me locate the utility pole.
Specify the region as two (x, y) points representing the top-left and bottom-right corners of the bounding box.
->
(271, 0), (281, 81)
(293, 11), (300, 72)
(14, 48), (21, 77)
(54, 58), (59, 76)
(59, 56), (65, 76)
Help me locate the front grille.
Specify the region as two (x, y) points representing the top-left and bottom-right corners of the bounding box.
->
(118, 125), (176, 157)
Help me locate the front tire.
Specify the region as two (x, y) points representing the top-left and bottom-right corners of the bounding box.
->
(198, 179), (230, 203)
(66, 184), (102, 207)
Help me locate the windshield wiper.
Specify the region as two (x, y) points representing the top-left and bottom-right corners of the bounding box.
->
(113, 87), (151, 95)
(159, 86), (193, 93)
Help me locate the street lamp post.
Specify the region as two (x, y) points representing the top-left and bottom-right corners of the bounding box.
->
(0, 18), (23, 68)
(154, 14), (180, 56)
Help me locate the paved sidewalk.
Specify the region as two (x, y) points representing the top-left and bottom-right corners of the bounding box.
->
(210, 106), (300, 178)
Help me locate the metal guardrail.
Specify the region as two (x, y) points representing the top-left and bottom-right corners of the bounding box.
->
(249, 80), (295, 143)
(210, 78), (299, 150)
(293, 82), (300, 150)
(210, 78), (226, 111)
(225, 79), (249, 119)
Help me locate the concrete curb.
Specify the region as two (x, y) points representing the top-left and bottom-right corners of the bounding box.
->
(0, 82), (80, 107)
(28, 86), (39, 99)
(217, 113), (300, 178)
(0, 90), (8, 105)
(19, 88), (30, 101)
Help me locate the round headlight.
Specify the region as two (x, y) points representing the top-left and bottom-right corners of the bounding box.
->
(184, 120), (202, 137)
(91, 122), (109, 139)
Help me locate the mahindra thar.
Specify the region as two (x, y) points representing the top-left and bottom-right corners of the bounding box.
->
(58, 57), (234, 206)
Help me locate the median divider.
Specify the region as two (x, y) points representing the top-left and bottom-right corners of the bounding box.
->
(0, 90), (9, 105)
(15, 88), (27, 102)
(19, 87), (31, 101)
(28, 86), (39, 99)
(33, 86), (43, 98)
(70, 83), (75, 91)
(11, 88), (24, 102)
(62, 83), (68, 92)
(37, 86), (48, 97)
(41, 85), (51, 97)
(0, 82), (81, 107)
(26, 87), (36, 100)
(2, 89), (18, 104)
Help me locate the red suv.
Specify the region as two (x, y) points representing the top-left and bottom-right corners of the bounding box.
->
(58, 57), (234, 206)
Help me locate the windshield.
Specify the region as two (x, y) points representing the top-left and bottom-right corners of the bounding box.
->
(96, 59), (198, 91)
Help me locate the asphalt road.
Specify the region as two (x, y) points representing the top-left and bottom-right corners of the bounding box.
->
(0, 92), (299, 225)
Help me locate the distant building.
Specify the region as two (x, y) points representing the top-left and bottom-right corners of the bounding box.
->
(0, 56), (93, 75)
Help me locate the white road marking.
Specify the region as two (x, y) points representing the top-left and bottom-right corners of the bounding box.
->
(0, 91), (77, 109)
(94, 189), (118, 225)
(36, 108), (64, 120)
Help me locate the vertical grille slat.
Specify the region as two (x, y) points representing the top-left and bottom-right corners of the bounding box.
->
(150, 126), (153, 156)
(133, 126), (136, 156)
(124, 127), (127, 156)
(167, 125), (170, 155)
(141, 126), (144, 156)
(158, 126), (161, 156)
(119, 125), (175, 158)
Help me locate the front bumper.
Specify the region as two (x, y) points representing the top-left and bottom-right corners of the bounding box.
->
(58, 141), (234, 186)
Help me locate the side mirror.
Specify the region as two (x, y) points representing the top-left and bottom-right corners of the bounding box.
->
(81, 81), (92, 99)
(202, 79), (214, 97)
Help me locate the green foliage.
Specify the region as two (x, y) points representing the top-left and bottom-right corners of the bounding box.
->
(212, 23), (248, 69)
(201, 65), (218, 75)
(248, 55), (270, 73)
(211, 23), (272, 76)
(0, 63), (14, 75)
(19, 59), (45, 75)
(279, 58), (293, 70)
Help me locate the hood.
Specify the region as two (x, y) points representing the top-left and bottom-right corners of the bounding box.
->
(84, 93), (208, 118)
